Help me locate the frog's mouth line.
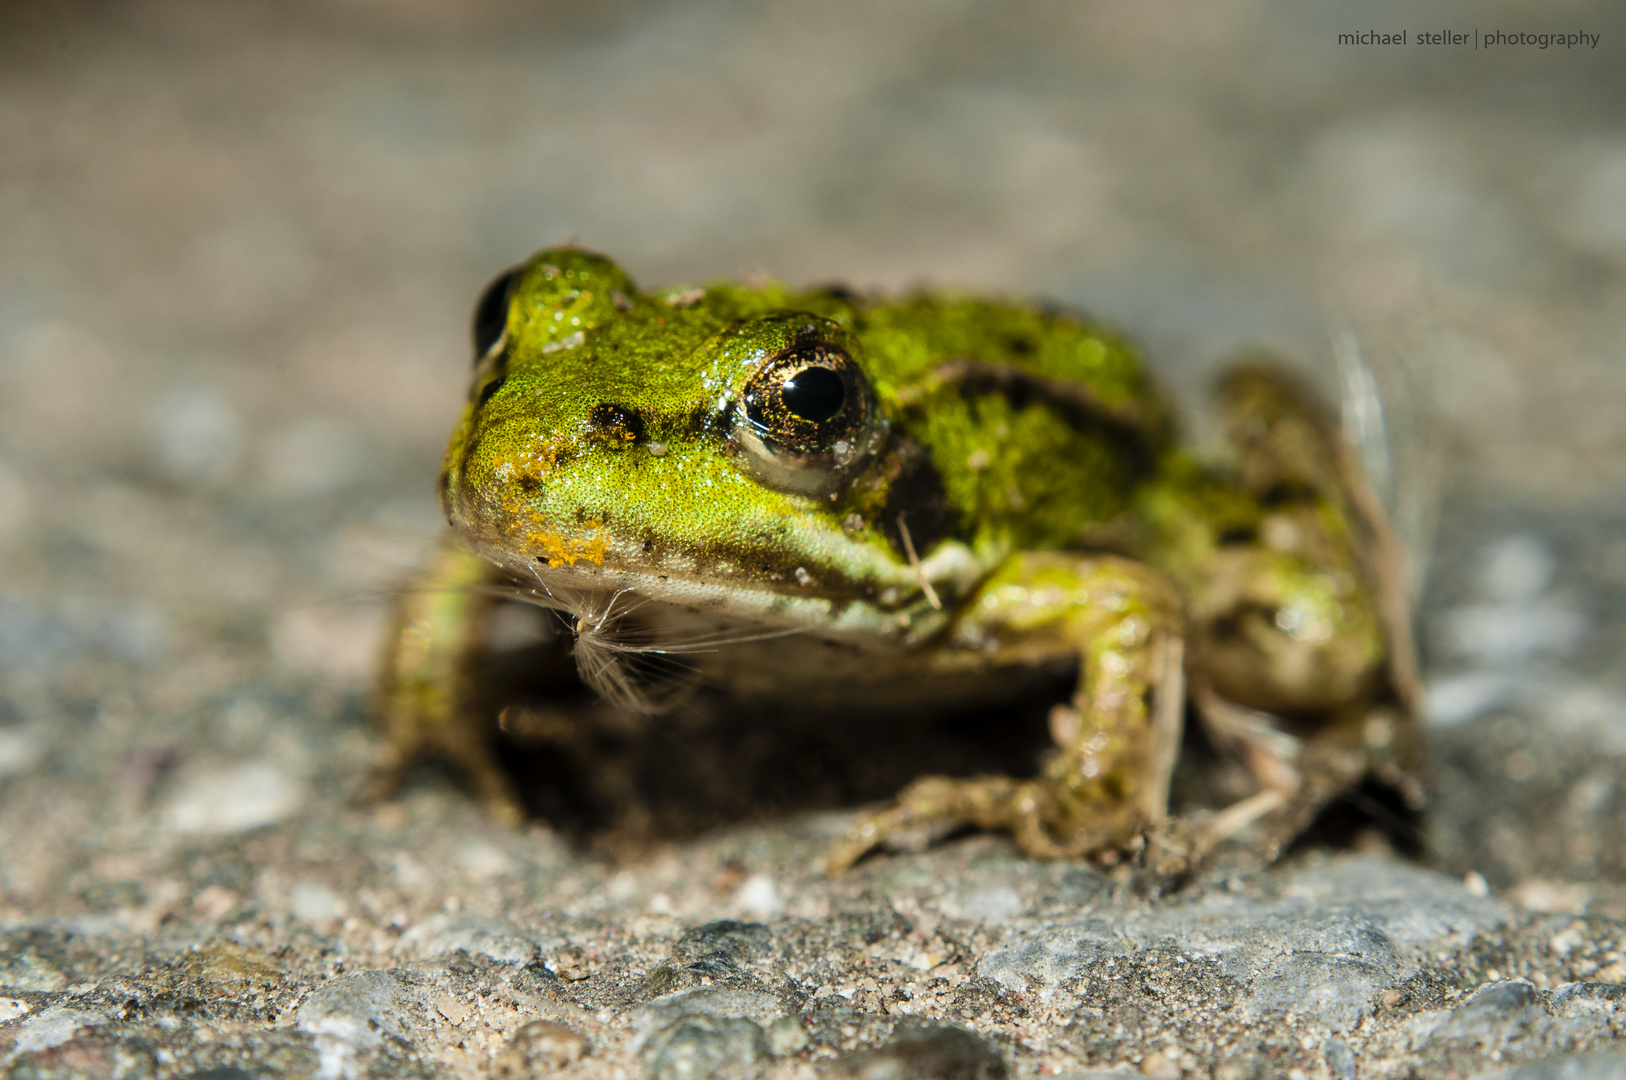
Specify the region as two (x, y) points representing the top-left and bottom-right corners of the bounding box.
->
(446, 475), (979, 621)
(479, 540), (948, 645)
(462, 532), (968, 716)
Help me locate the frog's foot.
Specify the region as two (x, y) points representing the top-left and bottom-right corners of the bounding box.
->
(1191, 682), (1303, 796)
(1190, 659), (1424, 872)
(1188, 725), (1378, 875)
(1186, 682), (1344, 866)
(361, 733), (527, 828)
(1127, 816), (1216, 886)
(822, 774), (1140, 875)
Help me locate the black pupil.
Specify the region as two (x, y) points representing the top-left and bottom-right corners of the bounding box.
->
(781, 366), (846, 422)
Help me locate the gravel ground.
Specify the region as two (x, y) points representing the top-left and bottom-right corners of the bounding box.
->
(3, 2), (1626, 1077)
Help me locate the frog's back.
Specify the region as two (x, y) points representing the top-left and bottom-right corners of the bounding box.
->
(827, 290), (1173, 555)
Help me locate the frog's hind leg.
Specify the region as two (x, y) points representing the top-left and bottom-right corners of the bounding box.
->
(1189, 360), (1425, 864)
(823, 553), (1187, 875)
(1214, 358), (1422, 715)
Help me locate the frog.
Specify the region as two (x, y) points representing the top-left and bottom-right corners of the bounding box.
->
(373, 246), (1424, 877)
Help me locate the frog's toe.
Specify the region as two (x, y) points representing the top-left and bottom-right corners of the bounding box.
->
(822, 774), (1137, 874)
(1128, 817), (1212, 885)
(823, 774), (1019, 874)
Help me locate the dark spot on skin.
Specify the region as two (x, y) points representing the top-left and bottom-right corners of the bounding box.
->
(642, 539), (654, 553)
(518, 474), (541, 495)
(1005, 335), (1037, 356)
(1260, 481), (1315, 507)
(876, 435), (961, 560)
(535, 556), (550, 565)
(477, 374), (507, 408)
(932, 356), (1167, 474)
(588, 402), (645, 447)
(1217, 526), (1255, 545)
(818, 284), (858, 302)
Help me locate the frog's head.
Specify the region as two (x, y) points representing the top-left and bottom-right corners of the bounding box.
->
(439, 248), (968, 635)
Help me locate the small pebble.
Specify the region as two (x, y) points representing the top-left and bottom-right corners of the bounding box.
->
(165, 760), (301, 834)
(643, 1015), (768, 1080)
(151, 386), (243, 487)
(830, 1022), (1006, 1080)
(766, 1016), (808, 1056)
(492, 1020), (590, 1076)
(290, 882), (341, 923)
(735, 875), (779, 917)
(1140, 1049), (1180, 1080)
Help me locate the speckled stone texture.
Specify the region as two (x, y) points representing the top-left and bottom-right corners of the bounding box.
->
(3, 1), (1626, 1077)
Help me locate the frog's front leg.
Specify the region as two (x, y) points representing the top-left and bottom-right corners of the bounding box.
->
(370, 535), (526, 826)
(823, 553), (1186, 874)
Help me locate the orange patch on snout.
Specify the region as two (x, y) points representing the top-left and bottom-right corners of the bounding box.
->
(526, 517), (608, 567)
(496, 468), (607, 566)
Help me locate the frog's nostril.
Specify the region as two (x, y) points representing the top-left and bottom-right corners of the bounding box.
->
(588, 402), (645, 446)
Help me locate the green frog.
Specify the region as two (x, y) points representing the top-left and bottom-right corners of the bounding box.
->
(374, 247), (1423, 874)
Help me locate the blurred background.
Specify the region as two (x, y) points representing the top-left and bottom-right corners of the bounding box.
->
(2, 0), (1625, 912)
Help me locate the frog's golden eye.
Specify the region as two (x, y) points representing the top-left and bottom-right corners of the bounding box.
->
(734, 341), (887, 496)
(471, 265), (523, 361)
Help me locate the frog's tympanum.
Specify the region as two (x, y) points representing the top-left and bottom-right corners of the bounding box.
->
(376, 247), (1423, 875)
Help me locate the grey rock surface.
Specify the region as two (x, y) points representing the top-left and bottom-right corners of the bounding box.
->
(3, 1), (1626, 1078)
(1475, 1050), (1626, 1080)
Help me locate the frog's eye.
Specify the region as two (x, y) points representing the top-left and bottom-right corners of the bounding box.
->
(471, 265), (523, 361)
(733, 341), (887, 496)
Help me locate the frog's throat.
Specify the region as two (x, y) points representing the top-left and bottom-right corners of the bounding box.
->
(469, 538), (984, 645)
